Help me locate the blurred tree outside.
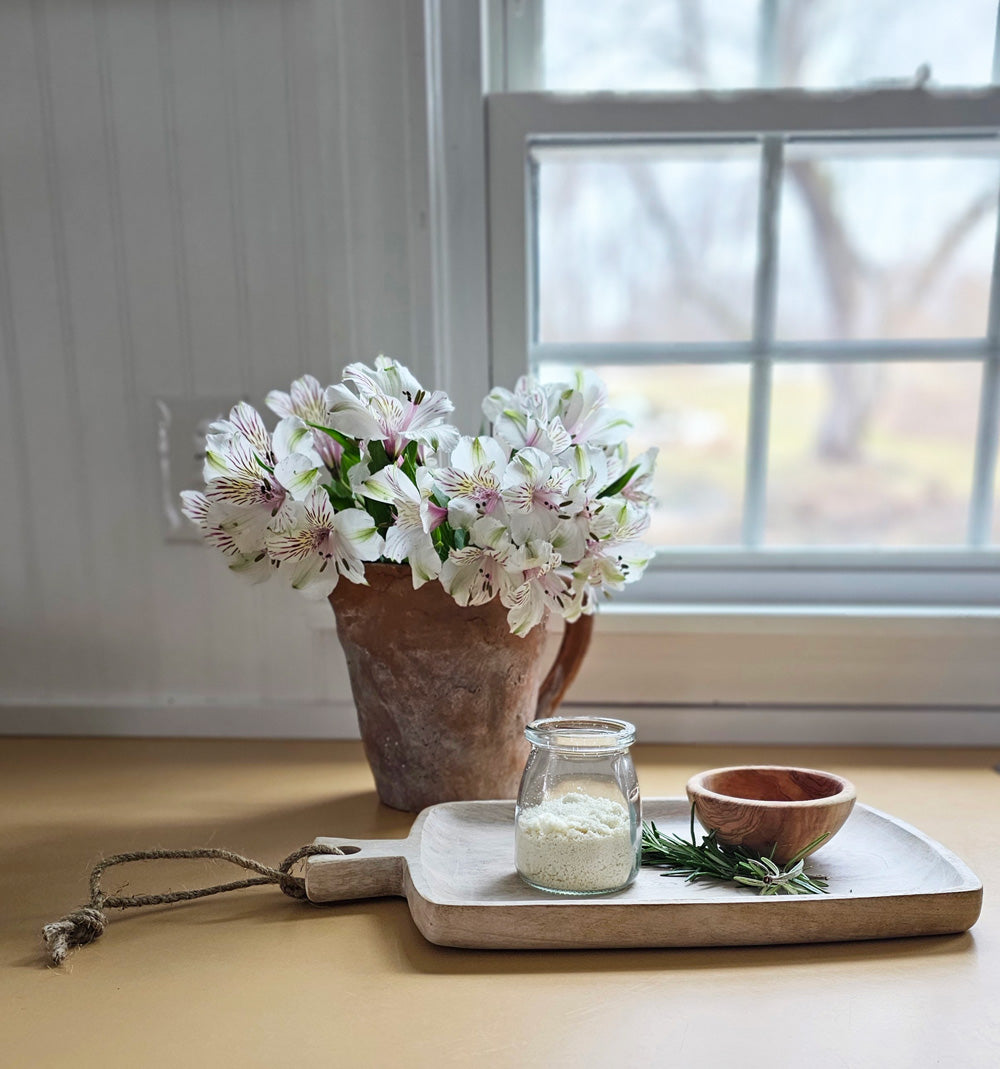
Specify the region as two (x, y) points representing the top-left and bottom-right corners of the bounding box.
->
(537, 0), (998, 545)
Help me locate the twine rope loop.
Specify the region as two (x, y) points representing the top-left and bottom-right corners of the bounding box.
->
(43, 844), (344, 966)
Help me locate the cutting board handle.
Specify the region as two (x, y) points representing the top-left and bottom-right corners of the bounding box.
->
(304, 837), (407, 903)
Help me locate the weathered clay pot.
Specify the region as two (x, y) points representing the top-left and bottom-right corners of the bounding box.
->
(329, 563), (593, 812)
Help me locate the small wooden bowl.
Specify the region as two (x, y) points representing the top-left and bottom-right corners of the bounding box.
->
(686, 765), (857, 864)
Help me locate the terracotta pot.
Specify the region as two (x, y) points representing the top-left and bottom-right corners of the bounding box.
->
(329, 563), (594, 812)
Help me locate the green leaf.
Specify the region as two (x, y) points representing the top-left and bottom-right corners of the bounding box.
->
(305, 421), (356, 452)
(598, 463), (639, 500)
(400, 440), (420, 482)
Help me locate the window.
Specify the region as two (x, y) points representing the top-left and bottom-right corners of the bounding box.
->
(487, 0), (1000, 609)
(424, 0), (1000, 735)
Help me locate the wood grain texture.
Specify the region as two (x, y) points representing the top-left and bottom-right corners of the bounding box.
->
(305, 797), (982, 948)
(687, 765), (857, 863)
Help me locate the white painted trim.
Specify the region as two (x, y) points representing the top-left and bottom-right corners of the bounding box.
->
(2, 700), (997, 746)
(423, 0), (491, 432)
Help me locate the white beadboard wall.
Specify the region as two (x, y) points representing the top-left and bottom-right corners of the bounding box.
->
(0, 0), (433, 734)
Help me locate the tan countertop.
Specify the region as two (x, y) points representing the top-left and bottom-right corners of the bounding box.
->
(3, 737), (999, 1068)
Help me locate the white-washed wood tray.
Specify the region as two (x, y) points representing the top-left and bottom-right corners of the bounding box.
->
(305, 798), (982, 949)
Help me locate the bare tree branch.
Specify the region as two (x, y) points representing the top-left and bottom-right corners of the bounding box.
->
(625, 161), (749, 338)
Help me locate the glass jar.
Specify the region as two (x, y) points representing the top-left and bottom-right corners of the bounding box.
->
(514, 716), (641, 895)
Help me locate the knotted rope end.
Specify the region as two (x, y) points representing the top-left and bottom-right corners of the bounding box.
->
(43, 905), (107, 967)
(42, 843), (343, 966)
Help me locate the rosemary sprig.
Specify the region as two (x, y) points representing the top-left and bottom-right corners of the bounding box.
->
(641, 808), (830, 896)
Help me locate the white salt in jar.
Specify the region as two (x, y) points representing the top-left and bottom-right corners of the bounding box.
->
(515, 717), (641, 895)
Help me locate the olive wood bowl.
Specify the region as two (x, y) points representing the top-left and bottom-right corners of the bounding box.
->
(686, 765), (857, 864)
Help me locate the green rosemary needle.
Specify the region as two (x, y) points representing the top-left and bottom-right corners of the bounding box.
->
(641, 808), (830, 896)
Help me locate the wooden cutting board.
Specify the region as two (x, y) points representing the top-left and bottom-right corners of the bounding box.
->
(305, 798), (982, 949)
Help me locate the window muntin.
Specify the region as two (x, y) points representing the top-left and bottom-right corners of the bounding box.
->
(489, 2), (1000, 604)
(529, 134), (1000, 554)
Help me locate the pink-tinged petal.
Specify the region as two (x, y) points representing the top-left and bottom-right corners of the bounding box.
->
(342, 361), (387, 399)
(382, 526), (411, 563)
(265, 523), (315, 562)
(302, 486), (337, 528)
(265, 389), (295, 419)
(203, 432), (261, 481)
(219, 507), (274, 556)
(405, 389), (454, 430)
(503, 582), (547, 636)
(289, 375), (328, 422)
(228, 402), (273, 459)
(545, 417), (573, 455)
(440, 549), (483, 606)
(180, 490), (210, 524)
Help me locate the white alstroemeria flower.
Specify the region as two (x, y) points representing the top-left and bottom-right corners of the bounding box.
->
(434, 435), (508, 529)
(266, 374), (341, 469)
(265, 489), (384, 598)
(271, 417), (327, 501)
(415, 467), (449, 534)
(547, 370), (633, 450)
(325, 357), (458, 459)
(203, 402), (276, 481)
(502, 540), (569, 636)
(575, 500), (654, 593)
(360, 465), (442, 587)
(180, 491), (272, 583)
(500, 447), (579, 543)
(618, 447), (659, 507)
(440, 515), (513, 606)
(546, 516), (588, 566)
(484, 380), (573, 457)
(199, 405), (295, 556)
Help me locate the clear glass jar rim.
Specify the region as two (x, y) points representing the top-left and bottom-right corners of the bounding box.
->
(524, 716), (636, 753)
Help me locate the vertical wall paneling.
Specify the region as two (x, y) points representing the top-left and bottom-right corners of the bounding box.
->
(0, 1), (100, 695)
(168, 0), (258, 697)
(329, 0), (360, 366)
(0, 117), (42, 697)
(41, 0), (141, 695)
(283, 0), (333, 379)
(0, 0), (435, 730)
(336, 1), (430, 374)
(93, 0), (158, 695)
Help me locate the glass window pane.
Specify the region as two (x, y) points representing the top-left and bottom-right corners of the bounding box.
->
(537, 361), (750, 547)
(541, 0), (758, 92)
(776, 0), (997, 90)
(539, 0), (996, 92)
(776, 141), (1000, 342)
(766, 361), (981, 546)
(535, 144), (760, 344)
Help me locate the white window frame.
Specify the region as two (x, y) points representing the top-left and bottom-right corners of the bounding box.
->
(423, 0), (1000, 740)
